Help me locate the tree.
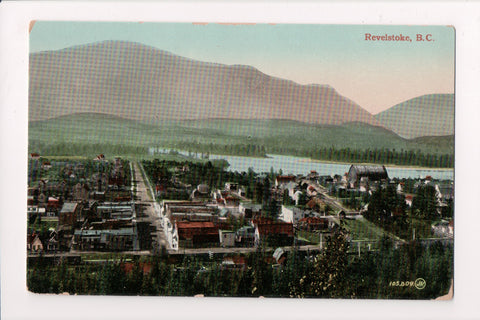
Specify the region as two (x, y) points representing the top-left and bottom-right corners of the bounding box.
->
(412, 185), (438, 219)
(293, 230), (350, 298)
(297, 192), (307, 207)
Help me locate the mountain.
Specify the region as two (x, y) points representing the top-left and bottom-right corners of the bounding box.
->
(374, 94), (454, 139)
(29, 40), (380, 126)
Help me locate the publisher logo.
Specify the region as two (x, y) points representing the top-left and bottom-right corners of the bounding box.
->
(415, 278), (426, 290)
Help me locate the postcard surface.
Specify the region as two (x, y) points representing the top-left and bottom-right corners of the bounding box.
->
(27, 22), (454, 299)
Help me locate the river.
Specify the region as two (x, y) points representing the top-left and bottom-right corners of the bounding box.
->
(209, 154), (454, 180)
(150, 149), (453, 180)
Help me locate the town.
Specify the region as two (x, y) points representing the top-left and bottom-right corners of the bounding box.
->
(27, 152), (453, 298)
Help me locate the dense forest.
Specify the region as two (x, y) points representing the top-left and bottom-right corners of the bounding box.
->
(30, 140), (453, 168)
(301, 147), (452, 168)
(29, 141), (149, 157)
(28, 232), (453, 299)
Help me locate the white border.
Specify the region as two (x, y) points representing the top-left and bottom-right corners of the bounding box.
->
(1, 1), (479, 320)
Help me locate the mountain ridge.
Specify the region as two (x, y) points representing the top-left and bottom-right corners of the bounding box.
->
(374, 93), (454, 139)
(29, 40), (380, 126)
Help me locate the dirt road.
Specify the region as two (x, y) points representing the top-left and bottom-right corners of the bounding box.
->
(132, 162), (168, 253)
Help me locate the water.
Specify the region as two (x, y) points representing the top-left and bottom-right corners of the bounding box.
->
(208, 154), (454, 180)
(153, 149), (453, 180)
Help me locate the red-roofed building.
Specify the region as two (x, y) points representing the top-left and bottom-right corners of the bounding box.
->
(121, 262), (153, 275)
(176, 221), (220, 247)
(298, 217), (330, 231)
(252, 218), (294, 247)
(47, 197), (61, 211)
(405, 194), (414, 207)
(275, 175), (296, 187)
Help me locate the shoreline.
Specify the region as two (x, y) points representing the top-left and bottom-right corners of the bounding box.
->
(299, 158), (453, 171)
(30, 153), (453, 171)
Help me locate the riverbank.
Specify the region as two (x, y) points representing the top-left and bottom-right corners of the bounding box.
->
(299, 157), (453, 171)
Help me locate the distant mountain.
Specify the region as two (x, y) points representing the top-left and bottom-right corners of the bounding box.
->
(29, 113), (454, 156)
(29, 40), (380, 126)
(374, 94), (454, 139)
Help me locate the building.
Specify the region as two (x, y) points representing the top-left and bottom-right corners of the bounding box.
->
(252, 217), (294, 247)
(219, 230), (236, 247)
(176, 221), (219, 248)
(239, 203), (262, 219)
(59, 202), (81, 226)
(96, 202), (136, 220)
(235, 226), (256, 247)
(27, 233), (43, 252)
(190, 184), (211, 201)
(72, 183), (90, 201)
(347, 165), (389, 188)
(73, 227), (138, 251)
(298, 217), (332, 231)
(275, 175), (297, 188)
(279, 205), (308, 224)
(162, 201), (217, 223)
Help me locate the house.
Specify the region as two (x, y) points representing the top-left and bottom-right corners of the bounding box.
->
(273, 247), (287, 265)
(347, 165), (389, 188)
(219, 229), (236, 247)
(190, 184), (211, 201)
(431, 220), (453, 238)
(235, 226), (256, 247)
(298, 217), (332, 231)
(59, 202), (81, 226)
(47, 197), (61, 212)
(47, 230), (59, 251)
(252, 217), (294, 247)
(73, 183), (90, 201)
(306, 185), (318, 196)
(291, 190), (304, 206)
(405, 194), (414, 207)
(435, 184), (454, 203)
(30, 153), (40, 159)
(27, 233), (44, 252)
(27, 195), (35, 206)
(239, 203), (262, 219)
(279, 205), (308, 224)
(275, 175), (296, 188)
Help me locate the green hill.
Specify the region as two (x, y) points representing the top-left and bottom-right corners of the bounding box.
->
(29, 113), (453, 160)
(374, 94), (454, 139)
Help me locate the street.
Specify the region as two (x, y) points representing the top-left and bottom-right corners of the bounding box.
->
(132, 162), (168, 253)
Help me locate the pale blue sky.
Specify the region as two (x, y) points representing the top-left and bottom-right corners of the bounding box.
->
(30, 21), (454, 114)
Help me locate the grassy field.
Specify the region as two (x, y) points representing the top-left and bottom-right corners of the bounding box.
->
(342, 217), (388, 241)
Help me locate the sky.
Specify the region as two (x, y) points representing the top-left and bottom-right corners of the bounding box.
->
(29, 21), (455, 114)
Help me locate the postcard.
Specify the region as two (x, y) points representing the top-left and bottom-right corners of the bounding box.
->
(26, 21), (454, 300)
